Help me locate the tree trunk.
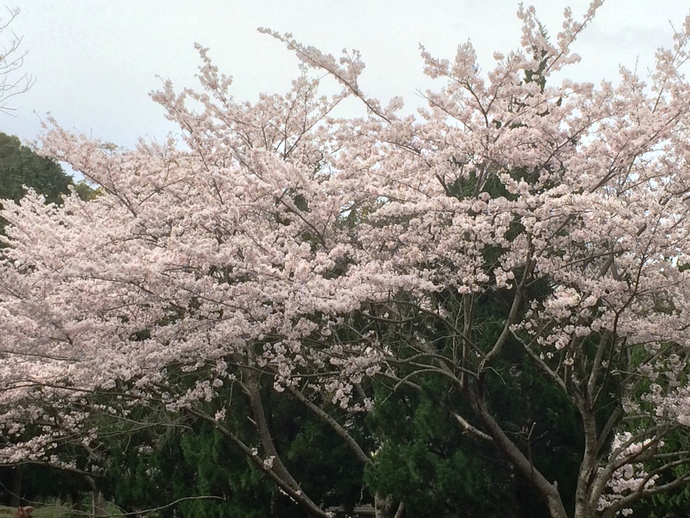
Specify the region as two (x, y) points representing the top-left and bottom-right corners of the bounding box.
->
(244, 368), (329, 517)
(9, 465), (22, 507)
(374, 493), (404, 518)
(85, 476), (106, 518)
(374, 492), (393, 518)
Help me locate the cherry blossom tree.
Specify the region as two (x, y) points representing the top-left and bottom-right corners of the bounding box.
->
(2, 2), (690, 517)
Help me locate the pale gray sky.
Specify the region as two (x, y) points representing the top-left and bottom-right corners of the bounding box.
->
(1, 1), (688, 148)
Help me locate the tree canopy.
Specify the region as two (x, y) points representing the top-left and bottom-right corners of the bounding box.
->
(2, 2), (690, 517)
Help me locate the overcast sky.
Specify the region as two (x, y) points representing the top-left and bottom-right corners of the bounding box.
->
(1, 1), (688, 150)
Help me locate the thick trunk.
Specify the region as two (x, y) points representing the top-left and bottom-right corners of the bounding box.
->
(573, 393), (608, 518)
(573, 461), (597, 518)
(374, 492), (393, 518)
(374, 493), (403, 518)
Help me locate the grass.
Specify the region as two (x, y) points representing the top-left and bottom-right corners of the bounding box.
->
(0, 501), (125, 518)
(0, 505), (72, 518)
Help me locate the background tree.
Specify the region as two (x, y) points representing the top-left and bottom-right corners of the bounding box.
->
(0, 133), (72, 204)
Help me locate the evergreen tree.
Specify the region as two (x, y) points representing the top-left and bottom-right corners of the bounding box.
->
(0, 133), (73, 205)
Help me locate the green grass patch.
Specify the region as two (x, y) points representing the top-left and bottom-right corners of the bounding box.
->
(0, 504), (72, 518)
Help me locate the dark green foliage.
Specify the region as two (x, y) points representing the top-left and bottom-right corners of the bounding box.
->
(365, 385), (513, 518)
(0, 133), (72, 205)
(0, 132), (97, 234)
(105, 413), (275, 518)
(279, 403), (366, 512)
(486, 340), (583, 515)
(0, 132), (99, 239)
(362, 339), (582, 518)
(9, 465), (90, 509)
(103, 375), (368, 518)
